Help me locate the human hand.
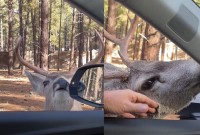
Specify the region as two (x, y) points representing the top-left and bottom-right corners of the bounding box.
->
(104, 89), (159, 118)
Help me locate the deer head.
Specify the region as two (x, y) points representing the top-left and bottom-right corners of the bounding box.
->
(104, 16), (200, 118)
(16, 30), (104, 111)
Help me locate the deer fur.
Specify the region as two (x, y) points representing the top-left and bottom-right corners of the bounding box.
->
(16, 30), (104, 111)
(25, 71), (84, 111)
(104, 59), (200, 118)
(103, 15), (200, 118)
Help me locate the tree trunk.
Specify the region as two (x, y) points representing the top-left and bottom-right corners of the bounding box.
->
(57, 0), (63, 71)
(1, 17), (4, 51)
(89, 68), (95, 100)
(18, 0), (25, 74)
(78, 12), (84, 67)
(160, 35), (166, 61)
(4, 27), (7, 51)
(141, 23), (161, 61)
(104, 0), (116, 63)
(133, 17), (140, 60)
(86, 19), (91, 63)
(40, 0), (49, 71)
(86, 36), (89, 63)
(64, 17), (68, 51)
(22, 12), (29, 75)
(94, 67), (102, 101)
(125, 10), (130, 35)
(69, 8), (76, 70)
(64, 17), (68, 69)
(89, 32), (93, 61)
(137, 20), (146, 60)
(175, 46), (178, 60)
(8, 0), (13, 75)
(48, 0), (52, 68)
(31, 8), (37, 66)
(85, 69), (92, 99)
(38, 0), (41, 67)
(18, 0), (23, 38)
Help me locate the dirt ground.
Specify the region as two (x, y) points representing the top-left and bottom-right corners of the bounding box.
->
(0, 69), (44, 111)
(0, 69), (94, 111)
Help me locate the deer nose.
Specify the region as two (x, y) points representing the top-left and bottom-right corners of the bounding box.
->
(53, 78), (69, 91)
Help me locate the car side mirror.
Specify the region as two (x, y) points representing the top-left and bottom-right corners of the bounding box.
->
(69, 63), (104, 108)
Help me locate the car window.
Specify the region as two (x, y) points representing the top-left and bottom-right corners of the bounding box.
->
(0, 0), (103, 112)
(104, 0), (200, 120)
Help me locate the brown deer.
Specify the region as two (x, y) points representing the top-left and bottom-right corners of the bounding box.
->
(104, 16), (200, 118)
(15, 30), (104, 111)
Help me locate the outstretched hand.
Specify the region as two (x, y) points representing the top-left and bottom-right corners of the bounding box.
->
(104, 89), (159, 118)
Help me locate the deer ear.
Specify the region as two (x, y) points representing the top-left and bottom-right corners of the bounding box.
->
(25, 70), (46, 95)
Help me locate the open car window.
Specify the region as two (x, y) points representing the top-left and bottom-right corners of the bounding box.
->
(0, 0), (104, 134)
(104, 0), (200, 120)
(0, 0), (103, 112)
(104, 0), (200, 134)
(115, 0), (200, 64)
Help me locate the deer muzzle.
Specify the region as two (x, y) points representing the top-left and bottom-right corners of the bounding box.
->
(53, 78), (69, 91)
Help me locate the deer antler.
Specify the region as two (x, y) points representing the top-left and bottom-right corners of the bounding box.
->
(104, 15), (139, 67)
(15, 36), (49, 76)
(104, 70), (129, 79)
(84, 29), (104, 66)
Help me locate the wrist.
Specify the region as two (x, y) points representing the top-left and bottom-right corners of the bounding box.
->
(104, 91), (112, 113)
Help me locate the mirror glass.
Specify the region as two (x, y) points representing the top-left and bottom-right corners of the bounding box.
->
(79, 67), (103, 106)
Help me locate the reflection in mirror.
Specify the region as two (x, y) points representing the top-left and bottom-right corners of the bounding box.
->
(81, 67), (103, 105)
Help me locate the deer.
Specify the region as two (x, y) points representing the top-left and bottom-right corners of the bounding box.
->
(15, 30), (104, 111)
(104, 16), (200, 119)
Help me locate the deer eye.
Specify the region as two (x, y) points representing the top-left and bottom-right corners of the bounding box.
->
(141, 77), (158, 90)
(43, 80), (50, 87)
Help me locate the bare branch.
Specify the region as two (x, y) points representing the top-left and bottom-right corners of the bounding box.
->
(84, 29), (104, 66)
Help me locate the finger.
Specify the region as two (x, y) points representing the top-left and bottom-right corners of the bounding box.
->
(126, 103), (149, 113)
(132, 92), (159, 108)
(120, 113), (135, 118)
(148, 107), (156, 113)
(135, 112), (148, 117)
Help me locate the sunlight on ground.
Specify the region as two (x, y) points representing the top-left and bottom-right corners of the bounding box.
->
(0, 76), (29, 82)
(0, 94), (44, 101)
(0, 69), (44, 111)
(0, 69), (29, 82)
(0, 103), (42, 111)
(0, 69), (95, 111)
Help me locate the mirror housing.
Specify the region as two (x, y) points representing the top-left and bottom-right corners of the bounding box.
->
(69, 64), (104, 108)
